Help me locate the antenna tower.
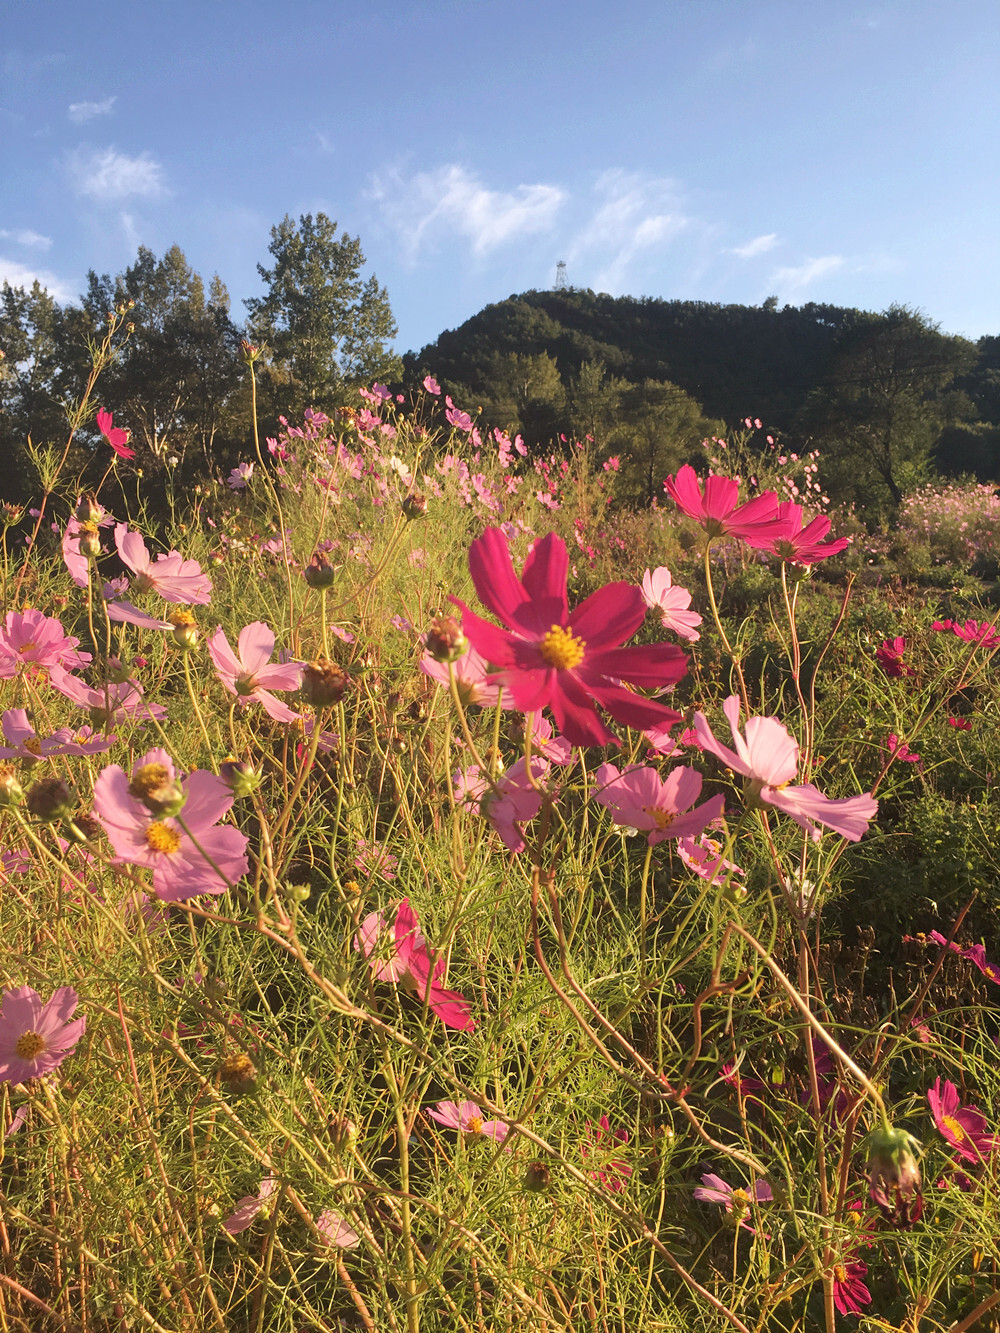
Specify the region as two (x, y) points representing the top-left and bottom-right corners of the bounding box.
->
(555, 260), (567, 290)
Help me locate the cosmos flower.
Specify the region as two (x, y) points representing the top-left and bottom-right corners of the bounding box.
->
(356, 899), (475, 1031)
(639, 567), (702, 641)
(765, 501), (850, 565)
(114, 524), (212, 604)
(0, 609), (92, 679)
(693, 697), (878, 842)
(96, 408), (135, 460)
(222, 1176), (279, 1236)
(662, 466), (786, 546)
(593, 762), (725, 845)
(451, 528), (686, 748)
(426, 1099), (509, 1143)
(0, 708), (115, 758)
(693, 1173), (773, 1233)
(831, 1261), (871, 1317)
(582, 1115), (632, 1194)
(0, 986), (85, 1084)
(927, 1078), (999, 1164)
(875, 637), (915, 679)
(206, 622), (303, 723)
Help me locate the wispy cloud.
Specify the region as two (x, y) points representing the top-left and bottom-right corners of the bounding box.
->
(68, 146), (167, 201)
(369, 164), (565, 259)
(68, 96), (116, 124)
(0, 257), (74, 300)
(0, 228), (52, 250)
(771, 254), (844, 293)
(732, 232), (778, 259)
(567, 170), (690, 293)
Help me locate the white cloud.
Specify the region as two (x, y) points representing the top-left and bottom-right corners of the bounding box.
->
(771, 254), (845, 292)
(120, 211), (141, 252)
(0, 257), (74, 300)
(0, 228), (52, 250)
(567, 170), (690, 293)
(369, 163), (565, 258)
(732, 232), (778, 259)
(68, 146), (167, 201)
(68, 96), (116, 124)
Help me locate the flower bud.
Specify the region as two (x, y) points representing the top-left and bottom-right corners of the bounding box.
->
(303, 552), (336, 589)
(0, 765), (24, 808)
(128, 762), (186, 818)
(327, 1115), (359, 1151)
(1, 501), (24, 526)
(219, 757), (261, 799)
(401, 491), (427, 520)
(523, 1161), (552, 1193)
(865, 1123), (923, 1228)
(168, 610), (199, 651)
(424, 615), (469, 663)
(76, 494), (103, 523)
(301, 659), (350, 708)
(26, 777), (74, 822)
(219, 1052), (258, 1096)
(105, 657), (132, 684)
(77, 522), (102, 559)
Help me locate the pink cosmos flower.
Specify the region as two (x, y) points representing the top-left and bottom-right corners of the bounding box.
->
(227, 462), (254, 490)
(451, 528), (686, 748)
(445, 398), (474, 431)
(114, 524), (212, 604)
(354, 838), (398, 882)
(48, 666), (167, 728)
(887, 733), (921, 766)
(693, 696), (878, 842)
(764, 501), (850, 565)
(316, 1207), (360, 1250)
(926, 931), (1000, 985)
(693, 1173), (773, 1232)
(356, 899), (475, 1032)
(927, 1078), (999, 1163)
(876, 637), (915, 678)
(934, 618), (1000, 650)
(677, 834), (744, 886)
(455, 755), (555, 854)
(639, 567), (702, 641)
(206, 622), (303, 723)
(832, 1261), (871, 1316)
(663, 466), (787, 546)
(96, 407), (135, 460)
(426, 1099), (509, 1144)
(422, 376), (441, 395)
(0, 986), (85, 1084)
(419, 642), (511, 708)
(93, 748), (249, 900)
(0, 708), (115, 759)
(222, 1176), (279, 1235)
(0, 609), (92, 679)
(582, 1115), (632, 1194)
(593, 762), (725, 845)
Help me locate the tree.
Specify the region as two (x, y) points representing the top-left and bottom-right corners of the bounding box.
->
(614, 380), (721, 507)
(245, 213), (401, 413)
(797, 305), (977, 510)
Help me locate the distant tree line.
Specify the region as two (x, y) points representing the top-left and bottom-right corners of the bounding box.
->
(0, 213), (400, 503)
(404, 289), (997, 516)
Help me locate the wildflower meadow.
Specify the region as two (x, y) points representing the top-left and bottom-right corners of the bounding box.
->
(2, 332), (1000, 1333)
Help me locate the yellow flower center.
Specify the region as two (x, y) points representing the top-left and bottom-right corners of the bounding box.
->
(24, 736), (42, 756)
(168, 610), (196, 627)
(833, 1264), (847, 1283)
(129, 763), (171, 800)
(18, 641), (37, 655)
(942, 1113), (966, 1142)
(644, 806), (674, 830)
(466, 1115), (484, 1136)
(132, 573), (155, 595)
(145, 822), (182, 854)
(540, 623), (586, 670)
(729, 1188), (751, 1219)
(16, 1030), (46, 1059)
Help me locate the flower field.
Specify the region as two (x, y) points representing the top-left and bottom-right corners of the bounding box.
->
(1, 358), (999, 1333)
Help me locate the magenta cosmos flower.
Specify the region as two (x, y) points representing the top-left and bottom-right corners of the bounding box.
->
(832, 1261), (871, 1316)
(206, 622), (303, 723)
(765, 501), (850, 565)
(593, 762), (724, 845)
(0, 608), (91, 679)
(927, 1078), (999, 1163)
(663, 466), (787, 547)
(693, 696), (878, 842)
(876, 636), (915, 678)
(451, 528), (686, 748)
(356, 899), (475, 1032)
(94, 748), (249, 900)
(693, 1173), (773, 1233)
(0, 985), (85, 1084)
(582, 1115), (632, 1193)
(927, 930), (1000, 985)
(640, 567), (702, 641)
(114, 524), (212, 604)
(96, 407), (135, 460)
(426, 1099), (509, 1144)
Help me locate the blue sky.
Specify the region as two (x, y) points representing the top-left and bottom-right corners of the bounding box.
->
(3, 0), (998, 356)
